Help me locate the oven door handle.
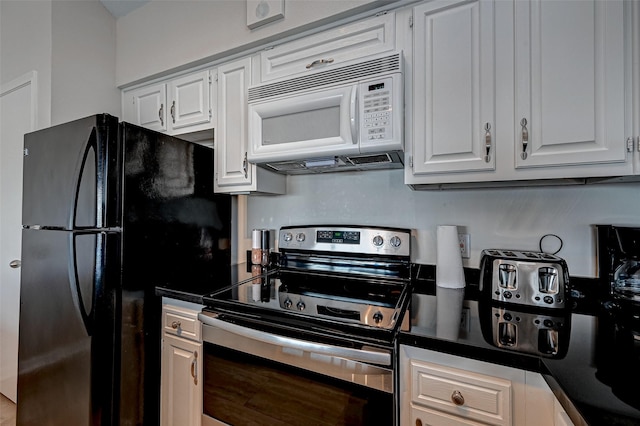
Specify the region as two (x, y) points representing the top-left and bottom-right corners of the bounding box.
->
(198, 313), (391, 365)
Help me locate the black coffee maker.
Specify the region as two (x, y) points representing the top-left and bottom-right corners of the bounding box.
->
(597, 225), (640, 305)
(595, 225), (640, 410)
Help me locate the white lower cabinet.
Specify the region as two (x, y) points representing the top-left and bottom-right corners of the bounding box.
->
(400, 345), (574, 426)
(161, 299), (204, 426)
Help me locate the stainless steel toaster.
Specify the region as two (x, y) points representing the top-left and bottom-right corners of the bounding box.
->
(479, 249), (570, 309)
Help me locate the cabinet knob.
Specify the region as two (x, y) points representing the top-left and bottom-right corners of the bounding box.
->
(171, 321), (181, 330)
(451, 390), (465, 406)
(415, 419), (423, 426)
(9, 259), (21, 268)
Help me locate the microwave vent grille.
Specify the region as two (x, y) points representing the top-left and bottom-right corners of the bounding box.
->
(249, 53), (401, 102)
(347, 153), (393, 165)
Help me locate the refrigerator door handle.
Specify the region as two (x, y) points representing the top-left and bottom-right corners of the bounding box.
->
(67, 232), (103, 336)
(70, 127), (105, 229)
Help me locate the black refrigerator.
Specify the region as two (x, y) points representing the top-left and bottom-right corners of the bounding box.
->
(16, 114), (231, 426)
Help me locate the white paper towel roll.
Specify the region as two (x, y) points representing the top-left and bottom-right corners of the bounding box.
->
(436, 225), (466, 289)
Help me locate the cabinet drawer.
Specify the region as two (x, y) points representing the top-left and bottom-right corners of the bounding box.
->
(163, 307), (201, 341)
(411, 359), (512, 426)
(412, 404), (486, 426)
(259, 13), (395, 82)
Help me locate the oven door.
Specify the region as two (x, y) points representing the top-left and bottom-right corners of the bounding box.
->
(198, 311), (395, 426)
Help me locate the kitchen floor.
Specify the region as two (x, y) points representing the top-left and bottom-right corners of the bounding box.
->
(0, 393), (16, 426)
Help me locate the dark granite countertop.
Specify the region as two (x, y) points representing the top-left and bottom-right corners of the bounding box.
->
(401, 266), (640, 426)
(156, 263), (640, 425)
(155, 262), (253, 304)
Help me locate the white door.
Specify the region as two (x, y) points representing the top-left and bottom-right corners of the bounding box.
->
(161, 334), (202, 426)
(123, 82), (167, 132)
(168, 70), (212, 132)
(0, 71), (37, 402)
(412, 0), (496, 175)
(514, 0), (629, 169)
(214, 58), (255, 190)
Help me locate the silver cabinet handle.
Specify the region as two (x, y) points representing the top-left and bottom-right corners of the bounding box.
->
(451, 390), (465, 406)
(170, 101), (175, 124)
(190, 351), (198, 385)
(243, 152), (248, 178)
(171, 321), (181, 329)
(159, 104), (164, 126)
(9, 260), (21, 268)
(306, 58), (334, 69)
(520, 118), (529, 160)
(484, 122), (492, 163)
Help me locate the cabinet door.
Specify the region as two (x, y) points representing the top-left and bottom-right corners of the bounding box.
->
(123, 83), (167, 132)
(168, 70), (212, 132)
(412, 0), (495, 175)
(259, 13), (395, 82)
(161, 334), (202, 426)
(514, 0), (629, 169)
(214, 58), (254, 190)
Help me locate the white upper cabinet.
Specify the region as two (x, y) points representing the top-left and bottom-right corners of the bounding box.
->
(411, 0), (495, 175)
(406, 0), (635, 187)
(213, 57), (286, 194)
(168, 70), (212, 133)
(122, 70), (213, 137)
(514, 0), (628, 169)
(258, 12), (396, 82)
(123, 82), (167, 132)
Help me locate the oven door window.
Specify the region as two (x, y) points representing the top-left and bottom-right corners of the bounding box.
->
(203, 344), (393, 425)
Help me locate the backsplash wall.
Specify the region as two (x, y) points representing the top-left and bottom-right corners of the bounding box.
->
(245, 169), (640, 278)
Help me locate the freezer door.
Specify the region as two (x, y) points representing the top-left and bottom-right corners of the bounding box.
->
(22, 114), (121, 230)
(16, 228), (119, 426)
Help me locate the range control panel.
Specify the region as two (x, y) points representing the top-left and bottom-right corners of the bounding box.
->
(279, 225), (411, 257)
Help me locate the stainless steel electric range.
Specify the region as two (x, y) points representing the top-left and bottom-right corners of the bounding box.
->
(199, 225), (412, 426)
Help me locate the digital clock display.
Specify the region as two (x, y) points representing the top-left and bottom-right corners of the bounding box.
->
(368, 82), (385, 91)
(317, 230), (360, 244)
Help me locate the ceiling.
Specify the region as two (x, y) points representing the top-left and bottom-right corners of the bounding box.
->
(100, 0), (149, 18)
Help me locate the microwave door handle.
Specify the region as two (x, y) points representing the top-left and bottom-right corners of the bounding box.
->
(350, 85), (358, 144)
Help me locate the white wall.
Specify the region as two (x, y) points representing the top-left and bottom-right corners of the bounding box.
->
(115, 0), (398, 86)
(51, 0), (120, 124)
(245, 170), (640, 278)
(0, 0), (53, 129)
(0, 0), (120, 127)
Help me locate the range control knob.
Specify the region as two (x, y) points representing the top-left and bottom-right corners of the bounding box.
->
(373, 311), (384, 324)
(296, 301), (306, 311)
(390, 236), (402, 248)
(296, 233), (306, 242)
(283, 298), (293, 309)
(283, 233), (293, 242)
(372, 235), (384, 247)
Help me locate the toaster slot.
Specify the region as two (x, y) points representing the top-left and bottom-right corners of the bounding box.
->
(538, 267), (559, 294)
(498, 263), (517, 290)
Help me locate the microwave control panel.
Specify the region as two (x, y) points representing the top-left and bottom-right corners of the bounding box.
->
(358, 73), (402, 152)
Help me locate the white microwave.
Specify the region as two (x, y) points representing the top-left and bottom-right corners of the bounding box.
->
(247, 52), (404, 174)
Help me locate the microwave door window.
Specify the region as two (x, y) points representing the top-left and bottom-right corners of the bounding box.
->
(262, 106), (340, 145)
(249, 84), (359, 162)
